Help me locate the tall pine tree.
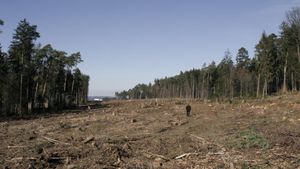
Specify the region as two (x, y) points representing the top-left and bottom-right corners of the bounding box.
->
(8, 19), (40, 115)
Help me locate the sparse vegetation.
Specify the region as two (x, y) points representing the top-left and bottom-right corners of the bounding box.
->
(1, 94), (300, 168)
(237, 129), (269, 150)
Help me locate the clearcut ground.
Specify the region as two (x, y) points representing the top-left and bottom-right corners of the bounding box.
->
(1, 94), (300, 168)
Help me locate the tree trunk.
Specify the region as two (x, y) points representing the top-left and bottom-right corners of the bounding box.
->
(34, 82), (39, 109)
(19, 72), (23, 115)
(240, 79), (243, 98)
(71, 77), (75, 94)
(201, 73), (205, 99)
(256, 74), (260, 98)
(179, 87), (182, 98)
(42, 82), (47, 97)
(19, 49), (24, 116)
(283, 53), (287, 93)
(276, 77), (279, 93)
(42, 61), (52, 98)
(64, 72), (67, 92)
(206, 73), (210, 99)
(230, 69), (233, 99)
(42, 77), (48, 98)
(192, 81), (195, 98)
(291, 72), (294, 91)
(297, 44), (300, 62)
(262, 78), (267, 98)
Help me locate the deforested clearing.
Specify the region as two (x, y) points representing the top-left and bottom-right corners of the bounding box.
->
(1, 94), (300, 168)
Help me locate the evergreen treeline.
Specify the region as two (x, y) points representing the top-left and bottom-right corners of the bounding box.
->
(116, 7), (300, 100)
(0, 19), (89, 116)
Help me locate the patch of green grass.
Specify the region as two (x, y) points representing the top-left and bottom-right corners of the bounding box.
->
(237, 129), (269, 150)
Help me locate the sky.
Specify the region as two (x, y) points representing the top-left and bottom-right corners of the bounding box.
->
(1, 0), (300, 96)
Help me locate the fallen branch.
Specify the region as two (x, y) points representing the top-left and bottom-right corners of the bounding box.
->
(48, 157), (68, 160)
(41, 136), (70, 145)
(82, 136), (95, 144)
(143, 152), (170, 161)
(190, 133), (226, 151)
(272, 152), (299, 159)
(175, 153), (199, 159)
(207, 151), (225, 156)
(7, 145), (27, 148)
(190, 134), (206, 143)
(6, 157), (37, 162)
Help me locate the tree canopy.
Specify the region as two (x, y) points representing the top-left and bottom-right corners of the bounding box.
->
(0, 19), (89, 116)
(116, 7), (300, 100)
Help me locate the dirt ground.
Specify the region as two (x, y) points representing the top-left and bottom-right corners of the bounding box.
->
(1, 94), (300, 169)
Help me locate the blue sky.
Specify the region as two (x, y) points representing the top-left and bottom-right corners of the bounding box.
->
(1, 0), (300, 96)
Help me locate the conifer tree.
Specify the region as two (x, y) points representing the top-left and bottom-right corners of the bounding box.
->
(8, 19), (40, 115)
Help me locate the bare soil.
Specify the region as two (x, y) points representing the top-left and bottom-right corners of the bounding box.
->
(1, 94), (300, 168)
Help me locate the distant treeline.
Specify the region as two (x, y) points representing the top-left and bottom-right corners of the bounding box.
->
(0, 19), (89, 116)
(116, 7), (300, 100)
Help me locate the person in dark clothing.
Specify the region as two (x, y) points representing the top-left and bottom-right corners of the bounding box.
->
(186, 104), (191, 117)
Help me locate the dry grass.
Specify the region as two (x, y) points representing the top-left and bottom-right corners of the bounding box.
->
(1, 94), (300, 168)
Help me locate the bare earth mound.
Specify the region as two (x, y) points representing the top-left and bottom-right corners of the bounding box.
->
(1, 94), (300, 168)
